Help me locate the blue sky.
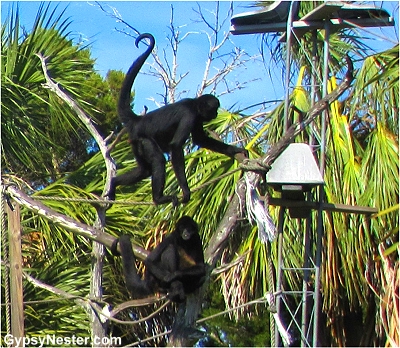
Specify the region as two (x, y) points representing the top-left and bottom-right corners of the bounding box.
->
(2, 1), (399, 113)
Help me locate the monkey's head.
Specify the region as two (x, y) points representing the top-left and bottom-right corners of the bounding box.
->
(197, 94), (220, 122)
(175, 216), (199, 241)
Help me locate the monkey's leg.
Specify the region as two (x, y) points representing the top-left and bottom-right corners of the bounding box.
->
(170, 147), (190, 203)
(107, 166), (150, 200)
(140, 139), (179, 206)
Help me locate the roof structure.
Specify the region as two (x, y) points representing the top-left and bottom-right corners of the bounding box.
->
(230, 1), (394, 37)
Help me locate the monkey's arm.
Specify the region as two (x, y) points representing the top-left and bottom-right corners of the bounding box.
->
(177, 263), (206, 277)
(144, 239), (178, 283)
(192, 124), (248, 158)
(168, 117), (196, 202)
(164, 244), (206, 283)
(159, 264), (206, 284)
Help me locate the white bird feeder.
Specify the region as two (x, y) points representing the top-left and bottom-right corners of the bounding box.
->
(266, 143), (324, 218)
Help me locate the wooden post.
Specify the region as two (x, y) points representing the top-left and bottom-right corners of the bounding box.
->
(7, 203), (24, 344)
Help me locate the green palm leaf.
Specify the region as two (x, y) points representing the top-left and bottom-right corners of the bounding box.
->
(1, 3), (95, 183)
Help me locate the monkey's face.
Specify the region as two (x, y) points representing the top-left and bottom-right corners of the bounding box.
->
(179, 223), (198, 241)
(181, 228), (193, 241)
(202, 106), (219, 122)
(176, 216), (199, 241)
(197, 95), (220, 122)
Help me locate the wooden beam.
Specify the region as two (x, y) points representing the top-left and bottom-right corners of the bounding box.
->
(7, 203), (24, 343)
(230, 1), (394, 37)
(231, 16), (394, 36)
(267, 197), (378, 215)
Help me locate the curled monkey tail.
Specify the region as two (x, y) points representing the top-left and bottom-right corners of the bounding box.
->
(118, 33), (155, 125)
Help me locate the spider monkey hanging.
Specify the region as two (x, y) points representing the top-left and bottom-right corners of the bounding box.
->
(107, 33), (248, 206)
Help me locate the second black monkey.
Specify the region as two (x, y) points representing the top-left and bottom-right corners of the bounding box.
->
(112, 216), (206, 303)
(107, 33), (247, 206)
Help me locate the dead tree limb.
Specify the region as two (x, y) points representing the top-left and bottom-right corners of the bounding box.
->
(36, 52), (118, 343)
(260, 55), (354, 169)
(4, 184), (149, 260)
(175, 58), (356, 343)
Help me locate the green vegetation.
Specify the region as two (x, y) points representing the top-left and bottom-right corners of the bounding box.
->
(2, 2), (398, 346)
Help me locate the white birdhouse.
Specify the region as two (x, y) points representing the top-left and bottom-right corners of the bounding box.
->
(266, 143), (324, 218)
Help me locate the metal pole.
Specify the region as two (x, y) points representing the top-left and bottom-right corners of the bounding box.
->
(320, 21), (330, 174)
(274, 207), (285, 346)
(309, 30), (318, 147)
(277, 3), (295, 344)
(301, 214), (312, 346)
(283, 1), (296, 133)
(312, 22), (330, 346)
(313, 187), (324, 347)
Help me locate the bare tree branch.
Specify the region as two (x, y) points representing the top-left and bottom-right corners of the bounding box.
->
(23, 271), (171, 326)
(23, 271), (91, 309)
(95, 1), (258, 105)
(92, 1), (141, 37)
(36, 53), (116, 198)
(4, 184), (149, 260)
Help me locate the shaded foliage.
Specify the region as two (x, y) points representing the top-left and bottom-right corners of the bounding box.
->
(1, 3), (124, 188)
(199, 282), (270, 347)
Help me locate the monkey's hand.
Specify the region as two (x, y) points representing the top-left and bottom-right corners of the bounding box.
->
(104, 188), (116, 201)
(168, 281), (186, 303)
(234, 149), (249, 163)
(181, 190), (191, 205)
(163, 271), (182, 284)
(110, 238), (121, 256)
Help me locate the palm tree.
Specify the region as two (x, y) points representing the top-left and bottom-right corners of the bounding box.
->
(1, 3), (102, 341)
(2, 3), (96, 187)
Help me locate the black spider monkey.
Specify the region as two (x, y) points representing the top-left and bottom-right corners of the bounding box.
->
(112, 216), (206, 303)
(107, 33), (248, 206)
